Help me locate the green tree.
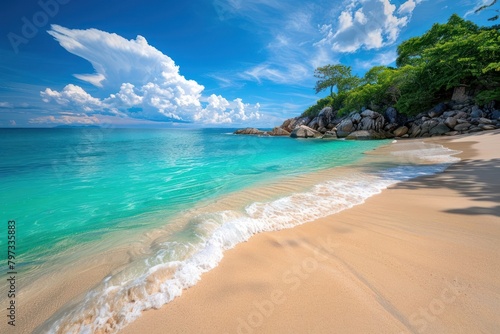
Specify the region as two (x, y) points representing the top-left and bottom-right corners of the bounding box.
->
(314, 64), (360, 97)
(396, 14), (500, 111)
(396, 14), (479, 67)
(362, 66), (389, 85)
(421, 27), (500, 104)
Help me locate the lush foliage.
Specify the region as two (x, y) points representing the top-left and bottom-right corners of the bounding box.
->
(304, 15), (500, 118)
(314, 64), (360, 97)
(302, 96), (335, 118)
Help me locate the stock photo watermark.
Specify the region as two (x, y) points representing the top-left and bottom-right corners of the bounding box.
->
(5, 219), (17, 327)
(404, 277), (465, 334)
(230, 235), (339, 334)
(7, 0), (70, 54)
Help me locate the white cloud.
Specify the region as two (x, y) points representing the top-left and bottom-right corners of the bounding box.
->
(42, 25), (261, 125)
(354, 9), (368, 24)
(29, 114), (100, 125)
(338, 11), (354, 31)
(41, 84), (105, 113)
(354, 49), (397, 69)
(0, 102), (13, 108)
(239, 5), (332, 85)
(73, 73), (106, 87)
(398, 0), (416, 15)
(230, 0), (418, 85)
(9, 120), (16, 126)
(208, 74), (245, 89)
(195, 94), (261, 124)
(241, 63), (309, 84)
(464, 0), (494, 17)
(317, 0), (419, 53)
(109, 83), (143, 107)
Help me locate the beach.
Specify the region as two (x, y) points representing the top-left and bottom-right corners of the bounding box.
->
(2, 3), (499, 333)
(123, 130), (500, 334)
(3, 130), (499, 334)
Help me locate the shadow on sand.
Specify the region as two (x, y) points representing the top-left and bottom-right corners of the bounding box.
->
(390, 158), (500, 218)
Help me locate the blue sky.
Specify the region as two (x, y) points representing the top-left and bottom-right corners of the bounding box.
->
(0, 0), (496, 128)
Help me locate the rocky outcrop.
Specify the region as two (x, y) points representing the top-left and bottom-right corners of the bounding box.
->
(268, 127), (290, 136)
(317, 107), (337, 129)
(454, 123), (470, 131)
(290, 125), (322, 138)
(393, 126), (409, 137)
(428, 103), (447, 118)
(429, 123), (450, 136)
(384, 107), (398, 124)
(289, 117), (311, 131)
(322, 131), (338, 139)
(234, 127), (289, 136)
(346, 130), (386, 140)
(471, 106), (483, 119)
(234, 128), (264, 135)
(359, 109), (385, 132)
(491, 110), (500, 120)
(336, 119), (354, 138)
(451, 86), (471, 103)
(444, 117), (457, 129)
(235, 100), (499, 140)
(402, 100), (500, 137)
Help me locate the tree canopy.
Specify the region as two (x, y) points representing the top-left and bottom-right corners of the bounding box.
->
(396, 14), (480, 67)
(314, 64), (360, 97)
(303, 14), (500, 117)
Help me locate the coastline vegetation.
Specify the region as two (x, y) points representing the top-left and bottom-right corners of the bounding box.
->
(303, 14), (500, 118)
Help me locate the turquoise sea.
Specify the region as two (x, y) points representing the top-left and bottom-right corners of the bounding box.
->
(0, 128), (459, 333)
(0, 128), (382, 264)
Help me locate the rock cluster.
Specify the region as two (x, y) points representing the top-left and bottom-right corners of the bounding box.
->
(290, 125), (322, 138)
(235, 101), (499, 140)
(234, 127), (291, 136)
(234, 128), (264, 135)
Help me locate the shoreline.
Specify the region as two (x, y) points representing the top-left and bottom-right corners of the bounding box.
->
(4, 131), (498, 333)
(123, 130), (500, 333)
(5, 137), (389, 333)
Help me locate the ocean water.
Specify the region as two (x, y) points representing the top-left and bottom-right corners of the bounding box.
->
(0, 128), (381, 264)
(0, 128), (460, 333)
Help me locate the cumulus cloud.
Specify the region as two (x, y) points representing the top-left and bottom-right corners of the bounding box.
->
(41, 84), (105, 113)
(318, 0), (421, 53)
(42, 25), (261, 125)
(195, 94), (261, 124)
